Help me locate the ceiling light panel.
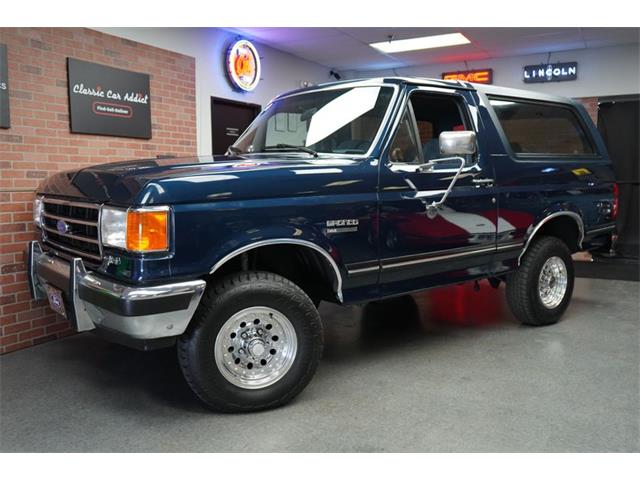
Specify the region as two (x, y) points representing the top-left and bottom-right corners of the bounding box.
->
(370, 33), (471, 53)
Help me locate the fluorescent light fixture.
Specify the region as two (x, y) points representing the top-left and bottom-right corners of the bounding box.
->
(370, 33), (470, 54)
(489, 100), (516, 107)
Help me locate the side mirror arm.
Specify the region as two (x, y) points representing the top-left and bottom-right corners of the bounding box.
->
(421, 156), (466, 218)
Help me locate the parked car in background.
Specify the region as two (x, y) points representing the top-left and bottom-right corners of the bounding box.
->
(29, 77), (617, 411)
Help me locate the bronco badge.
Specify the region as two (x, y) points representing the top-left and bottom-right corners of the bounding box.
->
(326, 219), (359, 234)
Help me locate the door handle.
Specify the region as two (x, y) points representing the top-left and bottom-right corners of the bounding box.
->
(472, 178), (494, 187)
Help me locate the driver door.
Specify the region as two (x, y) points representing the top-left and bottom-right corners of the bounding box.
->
(378, 88), (498, 297)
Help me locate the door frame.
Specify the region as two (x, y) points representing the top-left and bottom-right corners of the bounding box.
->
(376, 86), (498, 296)
(210, 96), (261, 154)
(597, 94), (639, 258)
(598, 94), (640, 104)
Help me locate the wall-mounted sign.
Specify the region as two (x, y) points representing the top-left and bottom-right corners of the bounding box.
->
(0, 44), (10, 129)
(226, 39), (261, 92)
(67, 58), (151, 139)
(442, 68), (493, 84)
(523, 62), (577, 83)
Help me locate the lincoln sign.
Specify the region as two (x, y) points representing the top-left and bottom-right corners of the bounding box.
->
(523, 62), (578, 83)
(67, 58), (152, 139)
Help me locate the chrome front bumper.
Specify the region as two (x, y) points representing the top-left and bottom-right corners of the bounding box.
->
(28, 241), (206, 340)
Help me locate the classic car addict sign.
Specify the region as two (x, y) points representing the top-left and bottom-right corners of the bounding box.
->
(67, 58), (151, 139)
(0, 44), (10, 129)
(523, 62), (578, 83)
(442, 68), (493, 84)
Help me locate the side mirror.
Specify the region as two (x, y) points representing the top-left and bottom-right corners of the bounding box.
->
(439, 131), (477, 156)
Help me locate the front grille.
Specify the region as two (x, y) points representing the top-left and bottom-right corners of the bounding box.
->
(42, 198), (102, 263)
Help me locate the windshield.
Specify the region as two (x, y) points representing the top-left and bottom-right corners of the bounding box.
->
(231, 86), (395, 156)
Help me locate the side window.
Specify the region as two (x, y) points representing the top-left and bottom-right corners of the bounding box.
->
(410, 93), (469, 162)
(388, 92), (471, 165)
(489, 97), (595, 155)
(389, 109), (420, 164)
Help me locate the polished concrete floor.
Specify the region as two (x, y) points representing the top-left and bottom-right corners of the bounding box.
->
(1, 277), (638, 452)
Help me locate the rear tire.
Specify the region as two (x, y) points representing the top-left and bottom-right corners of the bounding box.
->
(178, 271), (323, 412)
(506, 236), (574, 326)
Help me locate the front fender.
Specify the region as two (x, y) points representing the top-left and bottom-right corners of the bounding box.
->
(199, 222), (345, 302)
(209, 222), (342, 266)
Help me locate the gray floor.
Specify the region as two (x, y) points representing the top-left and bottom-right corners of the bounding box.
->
(1, 277), (638, 452)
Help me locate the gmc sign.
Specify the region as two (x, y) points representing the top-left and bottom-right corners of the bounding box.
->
(442, 69), (493, 85)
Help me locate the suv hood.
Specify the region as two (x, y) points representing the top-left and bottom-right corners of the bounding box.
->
(36, 155), (371, 205)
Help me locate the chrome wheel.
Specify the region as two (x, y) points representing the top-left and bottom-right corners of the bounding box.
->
(538, 256), (568, 309)
(214, 306), (297, 389)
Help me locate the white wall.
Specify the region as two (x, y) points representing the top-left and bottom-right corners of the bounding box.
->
(95, 28), (333, 155)
(342, 44), (640, 99)
(95, 29), (639, 154)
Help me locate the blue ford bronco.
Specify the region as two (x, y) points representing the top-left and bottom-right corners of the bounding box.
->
(28, 77), (617, 412)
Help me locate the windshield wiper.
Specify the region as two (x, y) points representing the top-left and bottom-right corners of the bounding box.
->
(262, 144), (318, 157)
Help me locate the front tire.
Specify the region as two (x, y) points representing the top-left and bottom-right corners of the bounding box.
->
(178, 271), (323, 412)
(506, 236), (575, 326)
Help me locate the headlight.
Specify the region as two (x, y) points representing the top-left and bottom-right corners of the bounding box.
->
(101, 206), (170, 252)
(101, 207), (128, 249)
(33, 196), (44, 228)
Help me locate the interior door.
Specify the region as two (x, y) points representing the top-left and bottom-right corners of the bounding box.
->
(211, 97), (261, 155)
(597, 97), (639, 258)
(378, 88), (498, 297)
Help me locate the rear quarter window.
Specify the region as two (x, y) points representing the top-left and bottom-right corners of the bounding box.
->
(489, 97), (596, 156)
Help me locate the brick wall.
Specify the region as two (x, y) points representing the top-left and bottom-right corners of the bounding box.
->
(576, 97), (599, 123)
(0, 28), (196, 354)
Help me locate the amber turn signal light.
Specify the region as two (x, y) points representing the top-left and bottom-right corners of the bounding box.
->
(126, 210), (169, 252)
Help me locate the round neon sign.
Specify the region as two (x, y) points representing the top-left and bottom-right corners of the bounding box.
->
(226, 39), (261, 92)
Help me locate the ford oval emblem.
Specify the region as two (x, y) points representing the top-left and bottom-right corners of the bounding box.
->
(56, 219), (70, 234)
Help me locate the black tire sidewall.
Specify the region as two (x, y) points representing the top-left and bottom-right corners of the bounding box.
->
(181, 273), (322, 411)
(525, 238), (575, 323)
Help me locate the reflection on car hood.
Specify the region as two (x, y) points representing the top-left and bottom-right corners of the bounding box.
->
(36, 155), (373, 206)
